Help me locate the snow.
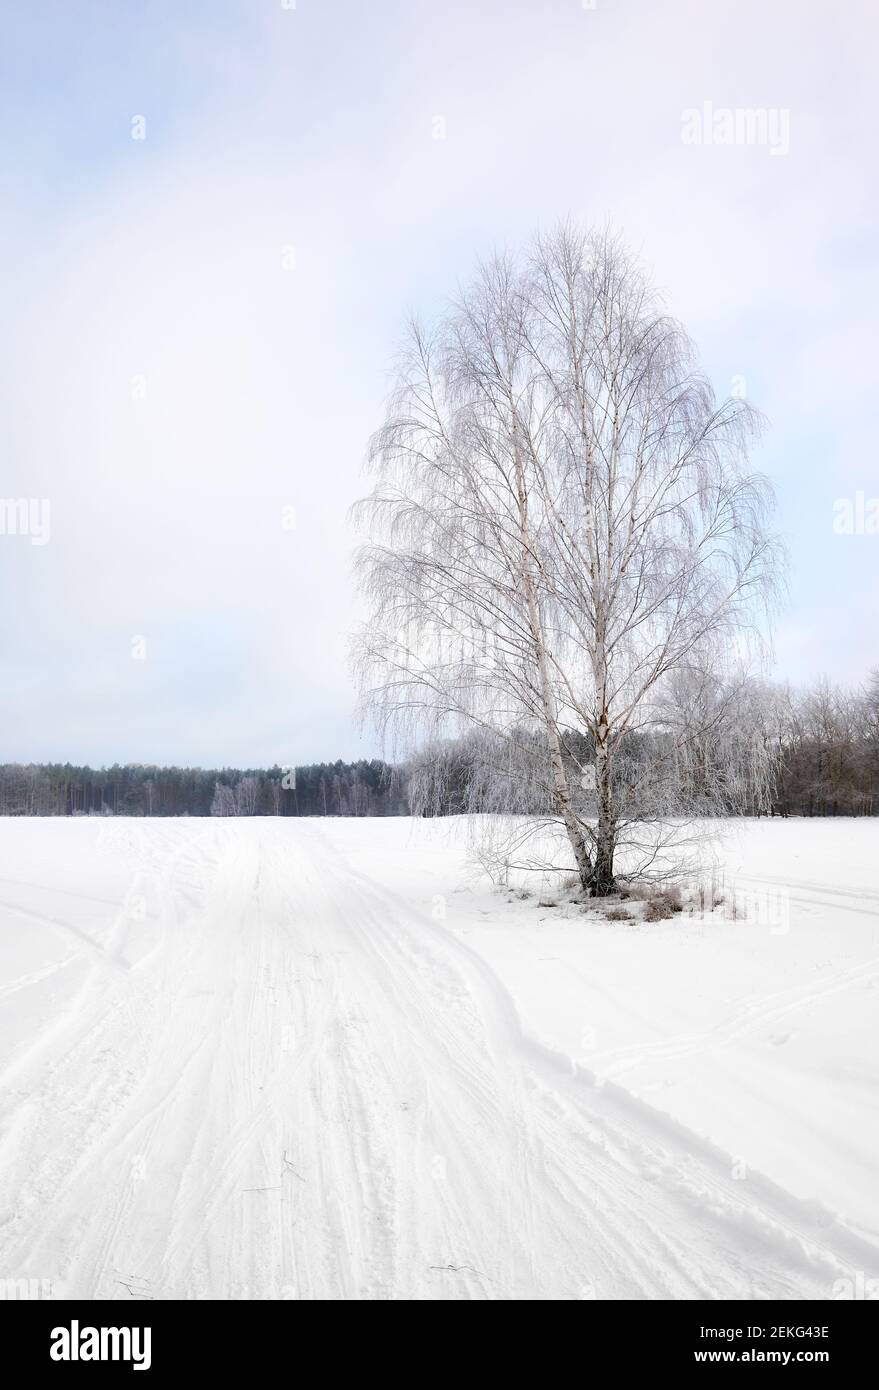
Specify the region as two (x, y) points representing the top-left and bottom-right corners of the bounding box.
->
(0, 815), (877, 1300)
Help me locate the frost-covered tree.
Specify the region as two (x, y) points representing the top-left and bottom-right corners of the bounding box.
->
(210, 781), (237, 817)
(235, 776), (259, 816)
(864, 669), (879, 743)
(353, 224), (781, 893)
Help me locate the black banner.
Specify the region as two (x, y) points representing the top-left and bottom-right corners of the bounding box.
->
(2, 1298), (876, 1375)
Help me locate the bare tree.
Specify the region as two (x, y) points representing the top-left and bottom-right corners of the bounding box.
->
(236, 775), (259, 816)
(863, 669), (879, 746)
(210, 781), (237, 817)
(353, 225), (781, 893)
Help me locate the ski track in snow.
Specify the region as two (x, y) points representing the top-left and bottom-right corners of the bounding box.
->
(0, 820), (876, 1301)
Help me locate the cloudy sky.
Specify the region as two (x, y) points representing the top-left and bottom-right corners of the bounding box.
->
(1, 0), (877, 767)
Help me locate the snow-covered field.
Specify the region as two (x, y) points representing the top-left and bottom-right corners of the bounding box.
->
(0, 815), (877, 1301)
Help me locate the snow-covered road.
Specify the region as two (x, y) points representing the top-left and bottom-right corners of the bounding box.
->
(0, 818), (876, 1300)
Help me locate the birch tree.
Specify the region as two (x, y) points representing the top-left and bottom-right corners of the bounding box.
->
(235, 775), (259, 816)
(353, 225), (781, 893)
(210, 781), (237, 817)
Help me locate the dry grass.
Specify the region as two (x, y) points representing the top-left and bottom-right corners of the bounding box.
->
(605, 905), (635, 922)
(644, 888), (684, 922)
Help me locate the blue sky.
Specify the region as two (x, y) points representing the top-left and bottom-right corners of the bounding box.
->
(1, 0), (877, 766)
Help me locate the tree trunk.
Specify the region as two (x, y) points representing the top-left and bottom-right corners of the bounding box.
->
(532, 610), (594, 894)
(590, 732), (616, 895)
(513, 445), (594, 894)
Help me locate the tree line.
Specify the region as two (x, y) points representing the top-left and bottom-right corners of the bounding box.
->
(774, 671), (879, 816)
(0, 760), (406, 818)
(406, 672), (879, 821)
(0, 672), (875, 820)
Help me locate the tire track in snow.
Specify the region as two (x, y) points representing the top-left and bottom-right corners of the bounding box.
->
(302, 821), (879, 1297)
(2, 820), (876, 1301)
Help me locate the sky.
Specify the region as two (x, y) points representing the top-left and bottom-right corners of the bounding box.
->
(1, 0), (877, 768)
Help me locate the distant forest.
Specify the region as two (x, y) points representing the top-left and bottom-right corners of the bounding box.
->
(0, 761), (406, 818)
(1, 674), (876, 819)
